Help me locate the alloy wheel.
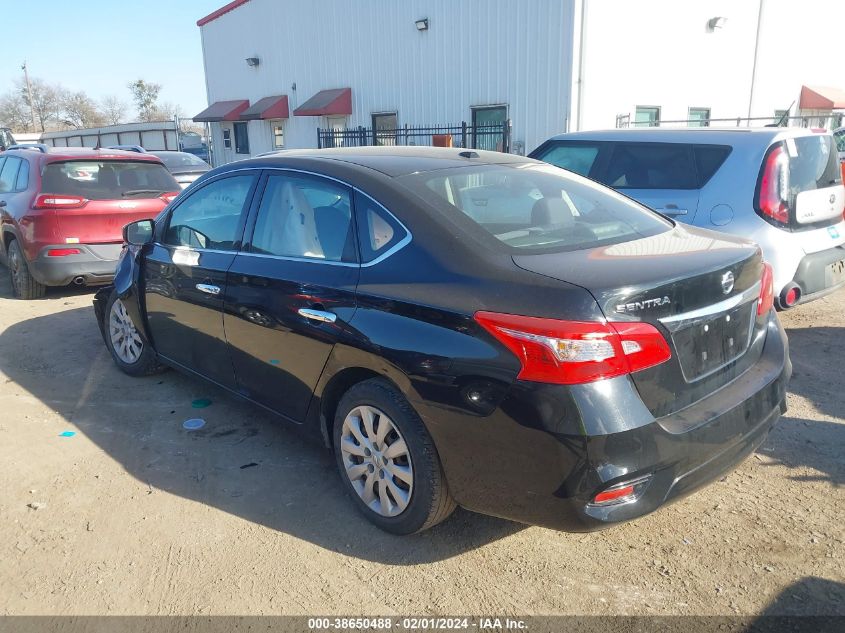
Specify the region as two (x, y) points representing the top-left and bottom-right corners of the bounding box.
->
(109, 298), (144, 364)
(340, 405), (414, 517)
(8, 248), (21, 293)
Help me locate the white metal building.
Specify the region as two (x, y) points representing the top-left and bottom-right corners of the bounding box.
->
(195, 0), (845, 165)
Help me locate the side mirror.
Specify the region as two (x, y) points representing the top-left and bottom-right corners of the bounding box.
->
(123, 219), (155, 246)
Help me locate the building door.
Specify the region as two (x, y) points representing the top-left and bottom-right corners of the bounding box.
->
(472, 105), (507, 151)
(324, 116), (348, 147)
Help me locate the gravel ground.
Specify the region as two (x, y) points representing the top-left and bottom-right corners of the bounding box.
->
(0, 271), (842, 617)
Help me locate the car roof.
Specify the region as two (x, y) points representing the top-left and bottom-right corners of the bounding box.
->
(542, 127), (825, 145)
(235, 146), (534, 177)
(6, 146), (164, 163)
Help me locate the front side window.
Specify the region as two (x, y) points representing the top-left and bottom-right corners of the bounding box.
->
(634, 106), (660, 128)
(535, 143), (601, 177)
(834, 129), (845, 153)
(688, 107), (711, 127)
(603, 143), (696, 189)
(251, 174), (354, 262)
(233, 122), (250, 154)
(399, 163), (671, 253)
(164, 174), (256, 251)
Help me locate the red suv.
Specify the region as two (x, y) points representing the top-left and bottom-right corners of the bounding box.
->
(0, 145), (180, 298)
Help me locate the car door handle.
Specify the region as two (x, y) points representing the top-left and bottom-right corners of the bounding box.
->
(196, 283), (221, 295)
(657, 207), (688, 216)
(297, 308), (337, 324)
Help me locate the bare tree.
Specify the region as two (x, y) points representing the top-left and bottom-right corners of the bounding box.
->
(127, 79), (162, 122)
(61, 91), (105, 129)
(0, 91), (33, 132)
(19, 77), (62, 132)
(100, 95), (127, 125)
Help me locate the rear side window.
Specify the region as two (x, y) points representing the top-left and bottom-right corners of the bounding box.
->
(399, 163), (671, 253)
(535, 143), (600, 177)
(693, 145), (731, 186)
(787, 135), (841, 191)
(354, 191), (408, 263)
(15, 160), (30, 191)
(603, 143), (696, 189)
(41, 160), (179, 200)
(833, 129), (845, 153)
(165, 175), (256, 251)
(0, 157), (21, 193)
(251, 174), (354, 262)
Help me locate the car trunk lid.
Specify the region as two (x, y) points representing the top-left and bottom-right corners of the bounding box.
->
(513, 225), (767, 417)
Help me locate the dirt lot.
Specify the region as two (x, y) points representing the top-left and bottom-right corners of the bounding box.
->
(0, 271), (842, 617)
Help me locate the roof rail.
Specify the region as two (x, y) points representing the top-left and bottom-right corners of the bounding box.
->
(6, 143), (49, 153)
(105, 145), (147, 153)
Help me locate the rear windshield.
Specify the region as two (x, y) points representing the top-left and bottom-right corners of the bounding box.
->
(398, 163), (672, 253)
(786, 135), (841, 192)
(152, 152), (210, 169)
(42, 160), (178, 200)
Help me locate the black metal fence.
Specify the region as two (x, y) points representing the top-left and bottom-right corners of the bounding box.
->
(317, 120), (512, 153)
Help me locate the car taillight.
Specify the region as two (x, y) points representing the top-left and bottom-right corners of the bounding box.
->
(33, 194), (88, 209)
(756, 145), (790, 225)
(474, 312), (672, 385)
(46, 248), (82, 257)
(159, 191), (180, 204)
(758, 262), (774, 316)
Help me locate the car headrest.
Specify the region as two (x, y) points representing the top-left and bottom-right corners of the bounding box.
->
(531, 198), (575, 227)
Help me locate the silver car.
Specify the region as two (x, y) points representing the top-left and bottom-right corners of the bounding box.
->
(530, 128), (845, 309)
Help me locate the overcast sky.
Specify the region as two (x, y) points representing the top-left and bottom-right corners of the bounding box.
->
(2, 0), (225, 119)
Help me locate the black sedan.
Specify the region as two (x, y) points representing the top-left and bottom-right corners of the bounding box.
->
(93, 147), (791, 534)
(149, 150), (211, 189)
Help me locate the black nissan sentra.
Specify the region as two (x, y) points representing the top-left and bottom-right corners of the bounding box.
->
(93, 147), (791, 534)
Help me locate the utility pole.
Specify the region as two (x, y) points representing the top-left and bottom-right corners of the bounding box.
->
(21, 61), (37, 131)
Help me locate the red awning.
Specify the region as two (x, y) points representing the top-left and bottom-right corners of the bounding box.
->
(240, 95), (290, 120)
(293, 88), (352, 117)
(192, 100), (250, 122)
(799, 85), (845, 110)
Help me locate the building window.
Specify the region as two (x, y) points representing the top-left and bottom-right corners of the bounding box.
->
(634, 106), (660, 127)
(773, 109), (790, 126)
(233, 122), (250, 154)
(271, 120), (285, 149)
(471, 105), (508, 151)
(688, 107), (710, 127)
(372, 112), (397, 146)
(222, 128), (232, 149)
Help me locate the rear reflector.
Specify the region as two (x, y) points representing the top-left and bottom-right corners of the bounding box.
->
(160, 191), (180, 204)
(47, 248), (82, 257)
(593, 485), (635, 504)
(474, 312), (672, 385)
(758, 262), (775, 315)
(34, 194), (88, 209)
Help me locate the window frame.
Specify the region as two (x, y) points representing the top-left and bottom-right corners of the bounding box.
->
(14, 158), (30, 191)
(270, 119), (285, 150)
(688, 107), (711, 127)
(634, 106), (661, 128)
(156, 170), (260, 252)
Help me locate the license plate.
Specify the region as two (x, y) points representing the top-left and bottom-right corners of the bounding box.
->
(826, 259), (845, 286)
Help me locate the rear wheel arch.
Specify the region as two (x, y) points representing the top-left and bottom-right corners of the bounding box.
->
(316, 366), (386, 448)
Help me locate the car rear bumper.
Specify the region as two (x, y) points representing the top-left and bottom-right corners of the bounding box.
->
(28, 244), (123, 286)
(423, 312), (790, 531)
(782, 244), (845, 307)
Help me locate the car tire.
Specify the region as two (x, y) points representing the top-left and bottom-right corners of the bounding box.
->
(333, 378), (456, 534)
(103, 289), (166, 377)
(7, 239), (46, 300)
